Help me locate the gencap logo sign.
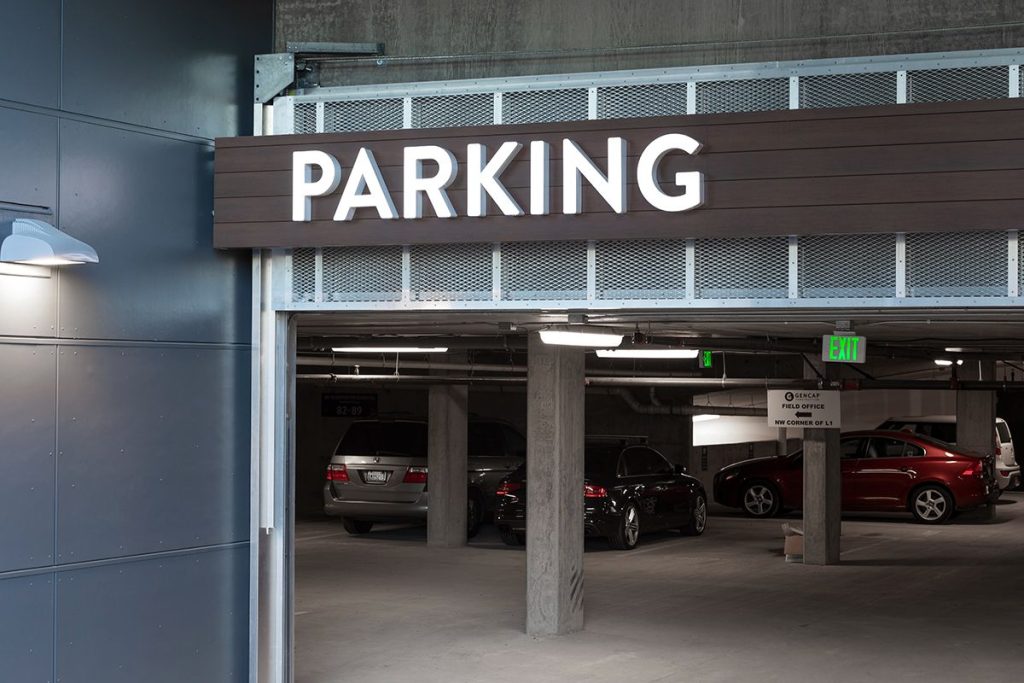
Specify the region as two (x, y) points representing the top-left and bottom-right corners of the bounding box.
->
(291, 134), (705, 223)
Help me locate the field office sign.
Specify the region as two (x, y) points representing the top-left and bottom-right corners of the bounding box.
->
(214, 100), (1024, 248)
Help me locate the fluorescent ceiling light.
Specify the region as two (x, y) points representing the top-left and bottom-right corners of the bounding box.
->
(596, 347), (699, 359)
(934, 359), (964, 367)
(539, 326), (623, 348)
(332, 346), (449, 354)
(1, 218), (98, 266)
(692, 414), (720, 423)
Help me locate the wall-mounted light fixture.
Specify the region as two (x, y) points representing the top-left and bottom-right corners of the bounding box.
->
(1, 218), (99, 269)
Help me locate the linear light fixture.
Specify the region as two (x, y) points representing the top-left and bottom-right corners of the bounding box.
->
(1, 218), (98, 266)
(596, 347), (699, 359)
(691, 414), (721, 423)
(332, 346), (449, 354)
(539, 325), (623, 348)
(934, 359), (964, 367)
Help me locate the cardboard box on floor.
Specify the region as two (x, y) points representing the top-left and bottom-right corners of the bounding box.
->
(782, 523), (803, 562)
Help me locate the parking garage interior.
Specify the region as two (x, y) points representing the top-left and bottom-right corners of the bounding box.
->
(287, 310), (1024, 682)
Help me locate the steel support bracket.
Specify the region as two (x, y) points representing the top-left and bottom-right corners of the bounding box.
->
(255, 43), (386, 103)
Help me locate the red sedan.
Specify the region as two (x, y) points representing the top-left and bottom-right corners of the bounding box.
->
(713, 430), (997, 524)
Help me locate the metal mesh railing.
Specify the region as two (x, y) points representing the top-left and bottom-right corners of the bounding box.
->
(324, 99), (404, 132)
(410, 243), (492, 301)
(322, 246), (403, 302)
(695, 236), (789, 299)
(800, 72), (897, 108)
(501, 241), (587, 300)
(696, 78), (789, 114)
(906, 231), (1007, 297)
(595, 239), (686, 300)
(799, 234), (896, 298)
(294, 103), (317, 135)
(502, 89), (589, 124)
(292, 248), (317, 302)
(597, 83), (688, 119)
(908, 66), (1008, 103)
(411, 94), (494, 128)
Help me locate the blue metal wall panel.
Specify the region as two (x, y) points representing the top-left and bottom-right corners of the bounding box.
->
(56, 345), (249, 563)
(62, 0), (272, 138)
(0, 274), (58, 338)
(0, 345), (56, 572)
(0, 1), (59, 108)
(57, 546), (248, 683)
(0, 107), (58, 211)
(57, 121), (250, 344)
(0, 574), (55, 681)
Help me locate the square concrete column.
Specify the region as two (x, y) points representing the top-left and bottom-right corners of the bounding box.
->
(802, 362), (841, 565)
(526, 333), (586, 635)
(427, 383), (468, 547)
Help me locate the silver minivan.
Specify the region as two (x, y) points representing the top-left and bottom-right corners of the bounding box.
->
(878, 415), (1019, 490)
(324, 418), (526, 536)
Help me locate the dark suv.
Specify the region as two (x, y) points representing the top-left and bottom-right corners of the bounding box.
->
(324, 418), (526, 536)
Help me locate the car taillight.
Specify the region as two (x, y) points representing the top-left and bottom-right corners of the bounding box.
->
(584, 483), (608, 498)
(403, 466), (428, 484)
(960, 460), (984, 477)
(496, 481), (522, 496)
(326, 464), (349, 482)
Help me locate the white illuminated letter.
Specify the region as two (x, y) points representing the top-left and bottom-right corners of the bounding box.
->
(467, 141), (524, 217)
(402, 145), (458, 219)
(292, 150), (341, 221)
(562, 137), (627, 214)
(333, 148), (397, 221)
(637, 133), (704, 212)
(529, 141), (550, 215)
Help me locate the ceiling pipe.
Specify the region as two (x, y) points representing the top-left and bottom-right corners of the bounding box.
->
(297, 355), (703, 378)
(615, 388), (766, 417)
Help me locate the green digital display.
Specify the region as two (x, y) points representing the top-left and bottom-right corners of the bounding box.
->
(821, 335), (866, 364)
(699, 350), (714, 368)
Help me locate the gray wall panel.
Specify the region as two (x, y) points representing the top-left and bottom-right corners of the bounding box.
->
(0, 574), (55, 682)
(0, 345), (56, 572)
(0, 1), (59, 107)
(0, 107), (58, 211)
(57, 121), (249, 344)
(57, 546), (248, 683)
(57, 345), (249, 563)
(62, 0), (272, 138)
(0, 273), (57, 338)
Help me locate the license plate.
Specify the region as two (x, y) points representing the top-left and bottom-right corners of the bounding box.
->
(363, 470), (389, 484)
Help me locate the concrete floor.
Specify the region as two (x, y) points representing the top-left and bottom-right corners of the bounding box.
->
(295, 493), (1024, 683)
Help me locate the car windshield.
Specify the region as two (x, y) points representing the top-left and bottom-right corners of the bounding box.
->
(584, 447), (621, 478)
(336, 422), (427, 457)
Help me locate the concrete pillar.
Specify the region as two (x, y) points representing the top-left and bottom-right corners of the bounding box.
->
(957, 360), (996, 457)
(802, 361), (841, 565)
(427, 383), (468, 547)
(526, 333), (585, 635)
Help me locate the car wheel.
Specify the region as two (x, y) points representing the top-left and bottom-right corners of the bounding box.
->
(682, 494), (708, 536)
(341, 518), (373, 535)
(910, 485), (954, 524)
(608, 503), (641, 550)
(742, 482), (781, 518)
(467, 495), (482, 539)
(499, 526), (524, 546)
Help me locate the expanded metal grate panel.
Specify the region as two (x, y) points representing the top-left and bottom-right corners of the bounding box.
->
(410, 243), (492, 301)
(908, 66), (1008, 103)
(799, 234), (896, 298)
(596, 83), (688, 119)
(322, 246), (403, 302)
(906, 231), (1007, 297)
(294, 103), (317, 134)
(695, 236), (788, 299)
(595, 239), (686, 299)
(800, 72), (897, 108)
(323, 99), (404, 132)
(411, 93), (494, 129)
(502, 89), (589, 124)
(696, 78), (788, 114)
(292, 248), (317, 303)
(501, 241), (587, 300)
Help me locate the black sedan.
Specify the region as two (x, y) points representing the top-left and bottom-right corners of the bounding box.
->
(494, 444), (707, 550)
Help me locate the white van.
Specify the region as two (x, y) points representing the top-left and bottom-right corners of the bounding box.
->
(878, 415), (1019, 490)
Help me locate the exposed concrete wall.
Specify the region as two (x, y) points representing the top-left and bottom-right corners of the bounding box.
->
(276, 0), (1024, 86)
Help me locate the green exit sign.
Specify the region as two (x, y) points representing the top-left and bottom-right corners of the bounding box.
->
(822, 334), (866, 364)
(699, 350), (714, 368)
